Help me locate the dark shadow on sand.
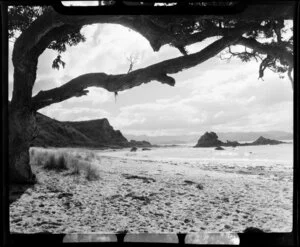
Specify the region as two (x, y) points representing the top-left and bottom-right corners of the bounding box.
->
(9, 183), (35, 204)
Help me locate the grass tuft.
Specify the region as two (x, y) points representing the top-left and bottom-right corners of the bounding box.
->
(84, 151), (96, 161)
(57, 155), (68, 170)
(43, 154), (68, 171)
(85, 164), (100, 181)
(30, 149), (100, 181)
(70, 165), (81, 175)
(68, 158), (81, 175)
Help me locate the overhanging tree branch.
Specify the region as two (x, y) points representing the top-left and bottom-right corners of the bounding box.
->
(237, 37), (293, 67)
(12, 4), (294, 109)
(237, 36), (293, 87)
(32, 35), (239, 110)
(13, 3), (295, 65)
(171, 22), (263, 53)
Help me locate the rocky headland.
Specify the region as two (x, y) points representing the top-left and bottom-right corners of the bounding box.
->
(195, 132), (285, 148)
(33, 113), (152, 149)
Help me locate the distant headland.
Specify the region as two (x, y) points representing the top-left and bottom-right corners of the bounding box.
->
(194, 132), (285, 148)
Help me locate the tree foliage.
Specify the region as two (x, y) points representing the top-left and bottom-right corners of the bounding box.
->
(9, 6), (86, 69)
(8, 3), (294, 110)
(8, 6), (47, 39)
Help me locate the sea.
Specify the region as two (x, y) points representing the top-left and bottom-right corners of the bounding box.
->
(100, 141), (293, 164)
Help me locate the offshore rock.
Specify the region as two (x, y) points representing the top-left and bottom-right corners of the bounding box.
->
(194, 132), (223, 147)
(195, 132), (285, 148)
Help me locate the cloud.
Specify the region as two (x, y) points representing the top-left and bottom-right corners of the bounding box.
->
(111, 101), (200, 132)
(60, 24), (153, 76)
(214, 111), (225, 119)
(106, 63), (293, 135)
(58, 87), (114, 108)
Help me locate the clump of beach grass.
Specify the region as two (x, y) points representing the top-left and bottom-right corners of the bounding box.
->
(30, 148), (100, 181)
(68, 158), (100, 181)
(68, 160), (81, 175)
(84, 151), (97, 161)
(43, 153), (68, 172)
(30, 148), (35, 157)
(30, 149), (49, 167)
(66, 158), (84, 176)
(85, 163), (100, 181)
(75, 153), (82, 160)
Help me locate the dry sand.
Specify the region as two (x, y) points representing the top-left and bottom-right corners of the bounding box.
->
(10, 148), (293, 233)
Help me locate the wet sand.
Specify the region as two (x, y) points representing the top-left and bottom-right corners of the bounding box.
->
(10, 148), (293, 233)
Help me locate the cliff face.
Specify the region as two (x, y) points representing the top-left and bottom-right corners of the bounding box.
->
(33, 113), (97, 147)
(64, 119), (129, 147)
(33, 113), (130, 148)
(194, 132), (285, 148)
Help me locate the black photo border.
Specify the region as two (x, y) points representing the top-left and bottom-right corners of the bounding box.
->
(1, 0), (299, 246)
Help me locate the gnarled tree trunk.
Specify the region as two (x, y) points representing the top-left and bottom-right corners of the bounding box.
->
(9, 52), (38, 184)
(9, 106), (36, 184)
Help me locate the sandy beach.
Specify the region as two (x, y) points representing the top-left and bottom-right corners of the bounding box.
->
(10, 147), (293, 234)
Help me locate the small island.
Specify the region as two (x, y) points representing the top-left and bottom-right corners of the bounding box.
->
(194, 132), (285, 148)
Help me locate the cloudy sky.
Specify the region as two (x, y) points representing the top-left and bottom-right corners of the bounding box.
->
(9, 20), (293, 136)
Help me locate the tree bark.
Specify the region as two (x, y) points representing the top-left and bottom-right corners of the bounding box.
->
(9, 51), (38, 184)
(9, 106), (37, 184)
